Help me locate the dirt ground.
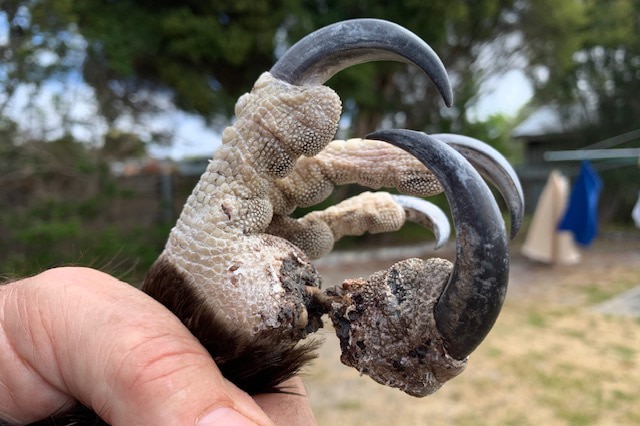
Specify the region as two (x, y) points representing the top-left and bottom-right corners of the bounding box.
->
(304, 235), (640, 426)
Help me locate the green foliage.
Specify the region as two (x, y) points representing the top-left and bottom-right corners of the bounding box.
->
(0, 137), (167, 284)
(523, 0), (640, 139)
(102, 130), (147, 159)
(3, 0), (528, 137)
(1, 202), (169, 284)
(5, 0), (640, 145)
(0, 1), (83, 98)
(519, 0), (589, 81)
(71, 0), (298, 118)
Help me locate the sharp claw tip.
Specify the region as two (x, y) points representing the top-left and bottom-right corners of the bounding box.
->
(444, 92), (453, 108)
(365, 130), (391, 140)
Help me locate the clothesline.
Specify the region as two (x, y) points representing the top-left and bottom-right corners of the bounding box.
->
(544, 147), (640, 162)
(543, 128), (640, 163)
(581, 128), (640, 151)
(541, 157), (638, 177)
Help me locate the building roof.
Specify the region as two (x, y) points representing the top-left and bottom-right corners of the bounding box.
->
(513, 105), (593, 140)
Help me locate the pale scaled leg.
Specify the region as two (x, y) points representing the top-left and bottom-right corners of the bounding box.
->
(266, 191), (450, 260)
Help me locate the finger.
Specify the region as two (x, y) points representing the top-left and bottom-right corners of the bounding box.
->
(1, 267), (274, 426)
(253, 377), (317, 426)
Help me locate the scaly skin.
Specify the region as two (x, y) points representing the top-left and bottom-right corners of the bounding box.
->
(141, 71), (468, 397)
(271, 138), (443, 215)
(267, 191), (409, 260)
(154, 73), (446, 344)
(158, 73), (341, 341)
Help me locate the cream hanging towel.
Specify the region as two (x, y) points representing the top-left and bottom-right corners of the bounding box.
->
(632, 190), (640, 228)
(521, 170), (581, 264)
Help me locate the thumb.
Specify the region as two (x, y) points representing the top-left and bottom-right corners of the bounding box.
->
(1, 267), (274, 426)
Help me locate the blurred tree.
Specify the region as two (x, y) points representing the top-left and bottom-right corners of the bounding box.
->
(102, 130), (147, 160)
(2, 0), (531, 146)
(6, 0), (639, 149)
(0, 132), (169, 282)
(0, 2), (84, 126)
(69, 0), (533, 156)
(71, 0), (298, 124)
(521, 0), (640, 138)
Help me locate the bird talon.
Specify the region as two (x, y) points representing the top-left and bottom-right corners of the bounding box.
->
(141, 19), (521, 396)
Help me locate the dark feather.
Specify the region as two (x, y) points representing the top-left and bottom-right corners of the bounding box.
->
(0, 404), (106, 426)
(142, 257), (321, 394)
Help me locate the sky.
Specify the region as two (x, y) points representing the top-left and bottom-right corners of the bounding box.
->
(3, 77), (221, 159)
(3, 70), (534, 160)
(469, 69), (534, 122)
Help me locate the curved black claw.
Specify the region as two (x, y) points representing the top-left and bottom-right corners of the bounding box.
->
(433, 133), (524, 239)
(392, 195), (450, 249)
(270, 18), (452, 106)
(366, 129), (509, 360)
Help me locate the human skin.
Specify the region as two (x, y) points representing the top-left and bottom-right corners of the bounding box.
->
(0, 267), (316, 426)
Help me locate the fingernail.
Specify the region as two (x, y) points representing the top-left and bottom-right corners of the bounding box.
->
(197, 407), (259, 426)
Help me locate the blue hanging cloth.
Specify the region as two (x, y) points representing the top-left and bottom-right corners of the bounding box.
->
(558, 160), (603, 246)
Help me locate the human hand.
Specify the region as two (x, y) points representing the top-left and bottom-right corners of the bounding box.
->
(0, 267), (316, 426)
